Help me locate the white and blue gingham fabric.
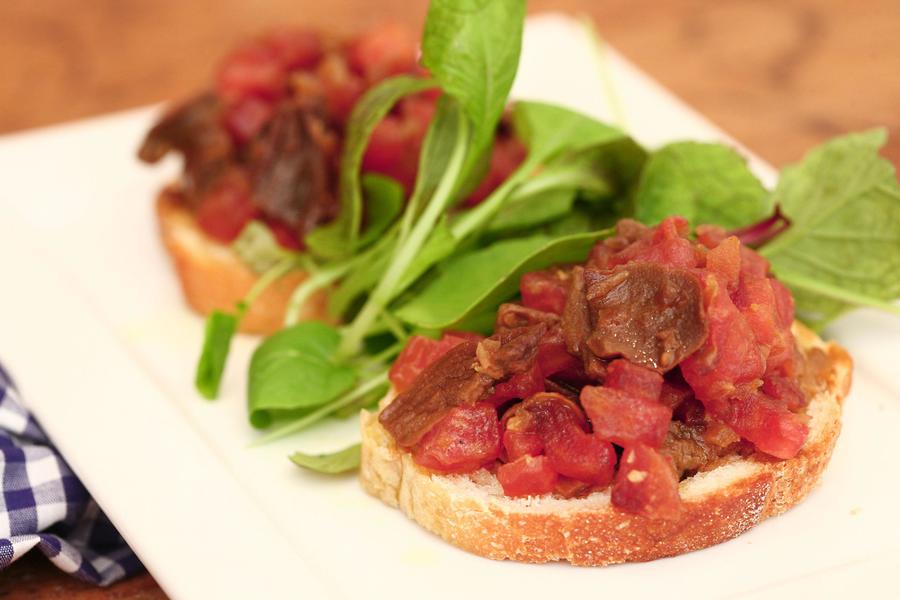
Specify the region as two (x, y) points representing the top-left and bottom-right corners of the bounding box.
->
(0, 362), (142, 585)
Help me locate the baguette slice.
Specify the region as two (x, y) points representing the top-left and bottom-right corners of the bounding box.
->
(156, 187), (329, 334)
(359, 323), (852, 566)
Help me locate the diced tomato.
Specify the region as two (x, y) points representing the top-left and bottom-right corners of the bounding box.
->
(520, 269), (569, 315)
(771, 278), (796, 329)
(216, 41), (287, 102)
(347, 23), (419, 82)
(263, 28), (323, 71)
(544, 427), (616, 486)
(536, 342), (581, 377)
(464, 135), (527, 206)
(264, 218), (302, 250)
(734, 277), (795, 374)
(714, 387), (808, 459)
(412, 403), (501, 473)
(222, 96), (274, 144)
(581, 386), (671, 448)
(739, 245), (770, 281)
(762, 374), (806, 411)
(501, 403), (544, 460)
(695, 224), (727, 249)
(389, 333), (481, 393)
(604, 359), (663, 401)
(317, 53), (365, 122)
(604, 216), (701, 270)
(611, 444), (683, 520)
(705, 235), (741, 292)
(497, 455), (558, 497)
(485, 361), (544, 408)
(195, 175), (259, 242)
(681, 273), (766, 396)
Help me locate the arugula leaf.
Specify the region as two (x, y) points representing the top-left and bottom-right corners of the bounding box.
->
(357, 174), (404, 247)
(451, 105), (631, 242)
(422, 0), (525, 193)
(195, 311), (238, 399)
(333, 381), (390, 418)
(760, 129), (900, 328)
(486, 188), (576, 234)
(248, 322), (357, 428)
(194, 257), (299, 400)
(633, 141), (771, 228)
(338, 98), (471, 355)
(305, 76), (435, 258)
(289, 444), (361, 474)
(512, 101), (625, 164)
(232, 221), (299, 273)
(394, 230), (609, 329)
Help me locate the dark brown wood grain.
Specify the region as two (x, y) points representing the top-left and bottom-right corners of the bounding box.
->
(0, 0), (897, 597)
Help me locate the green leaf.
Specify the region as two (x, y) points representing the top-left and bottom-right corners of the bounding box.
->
(394, 230), (609, 329)
(422, 0), (525, 193)
(232, 221), (299, 273)
(289, 444), (361, 474)
(305, 76), (435, 258)
(512, 100), (625, 164)
(486, 188), (576, 234)
(332, 381), (390, 418)
(396, 217), (458, 293)
(633, 141), (771, 228)
(760, 129), (900, 328)
(195, 311), (238, 400)
(248, 322), (357, 428)
(357, 174), (404, 247)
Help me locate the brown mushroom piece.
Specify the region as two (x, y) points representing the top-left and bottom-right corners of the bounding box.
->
(583, 262), (708, 372)
(379, 341), (493, 448)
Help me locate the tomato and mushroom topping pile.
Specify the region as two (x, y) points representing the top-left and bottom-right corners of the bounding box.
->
(379, 216), (812, 519)
(138, 24), (524, 249)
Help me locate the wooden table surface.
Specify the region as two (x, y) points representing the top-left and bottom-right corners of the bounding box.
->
(0, 0), (897, 597)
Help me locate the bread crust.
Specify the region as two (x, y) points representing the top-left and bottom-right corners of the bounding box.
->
(156, 187), (329, 334)
(359, 323), (852, 566)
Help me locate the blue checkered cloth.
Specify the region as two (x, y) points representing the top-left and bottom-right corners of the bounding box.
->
(0, 363), (142, 585)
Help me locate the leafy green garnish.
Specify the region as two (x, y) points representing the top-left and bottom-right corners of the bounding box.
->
(633, 141), (771, 228)
(232, 221), (300, 273)
(760, 129), (900, 328)
(395, 230), (609, 329)
(289, 444), (361, 474)
(194, 256), (300, 400)
(422, 0), (526, 192)
(486, 188), (577, 234)
(248, 322), (357, 428)
(195, 311), (238, 399)
(306, 76), (436, 258)
(355, 174), (405, 249)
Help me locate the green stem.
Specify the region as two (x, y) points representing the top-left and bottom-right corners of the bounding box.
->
(339, 113), (471, 357)
(239, 256), (300, 315)
(776, 270), (900, 316)
(379, 311), (409, 342)
(249, 372), (390, 447)
(283, 259), (355, 326)
(450, 157), (535, 241)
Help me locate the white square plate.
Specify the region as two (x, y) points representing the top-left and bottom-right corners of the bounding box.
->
(1, 14), (898, 600)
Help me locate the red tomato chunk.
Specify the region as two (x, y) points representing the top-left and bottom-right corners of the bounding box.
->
(611, 444), (682, 520)
(412, 404), (501, 473)
(498, 455), (558, 497)
(604, 359), (663, 401)
(581, 386), (671, 448)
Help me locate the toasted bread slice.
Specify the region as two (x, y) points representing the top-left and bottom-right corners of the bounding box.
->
(359, 323), (852, 566)
(156, 187), (329, 334)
